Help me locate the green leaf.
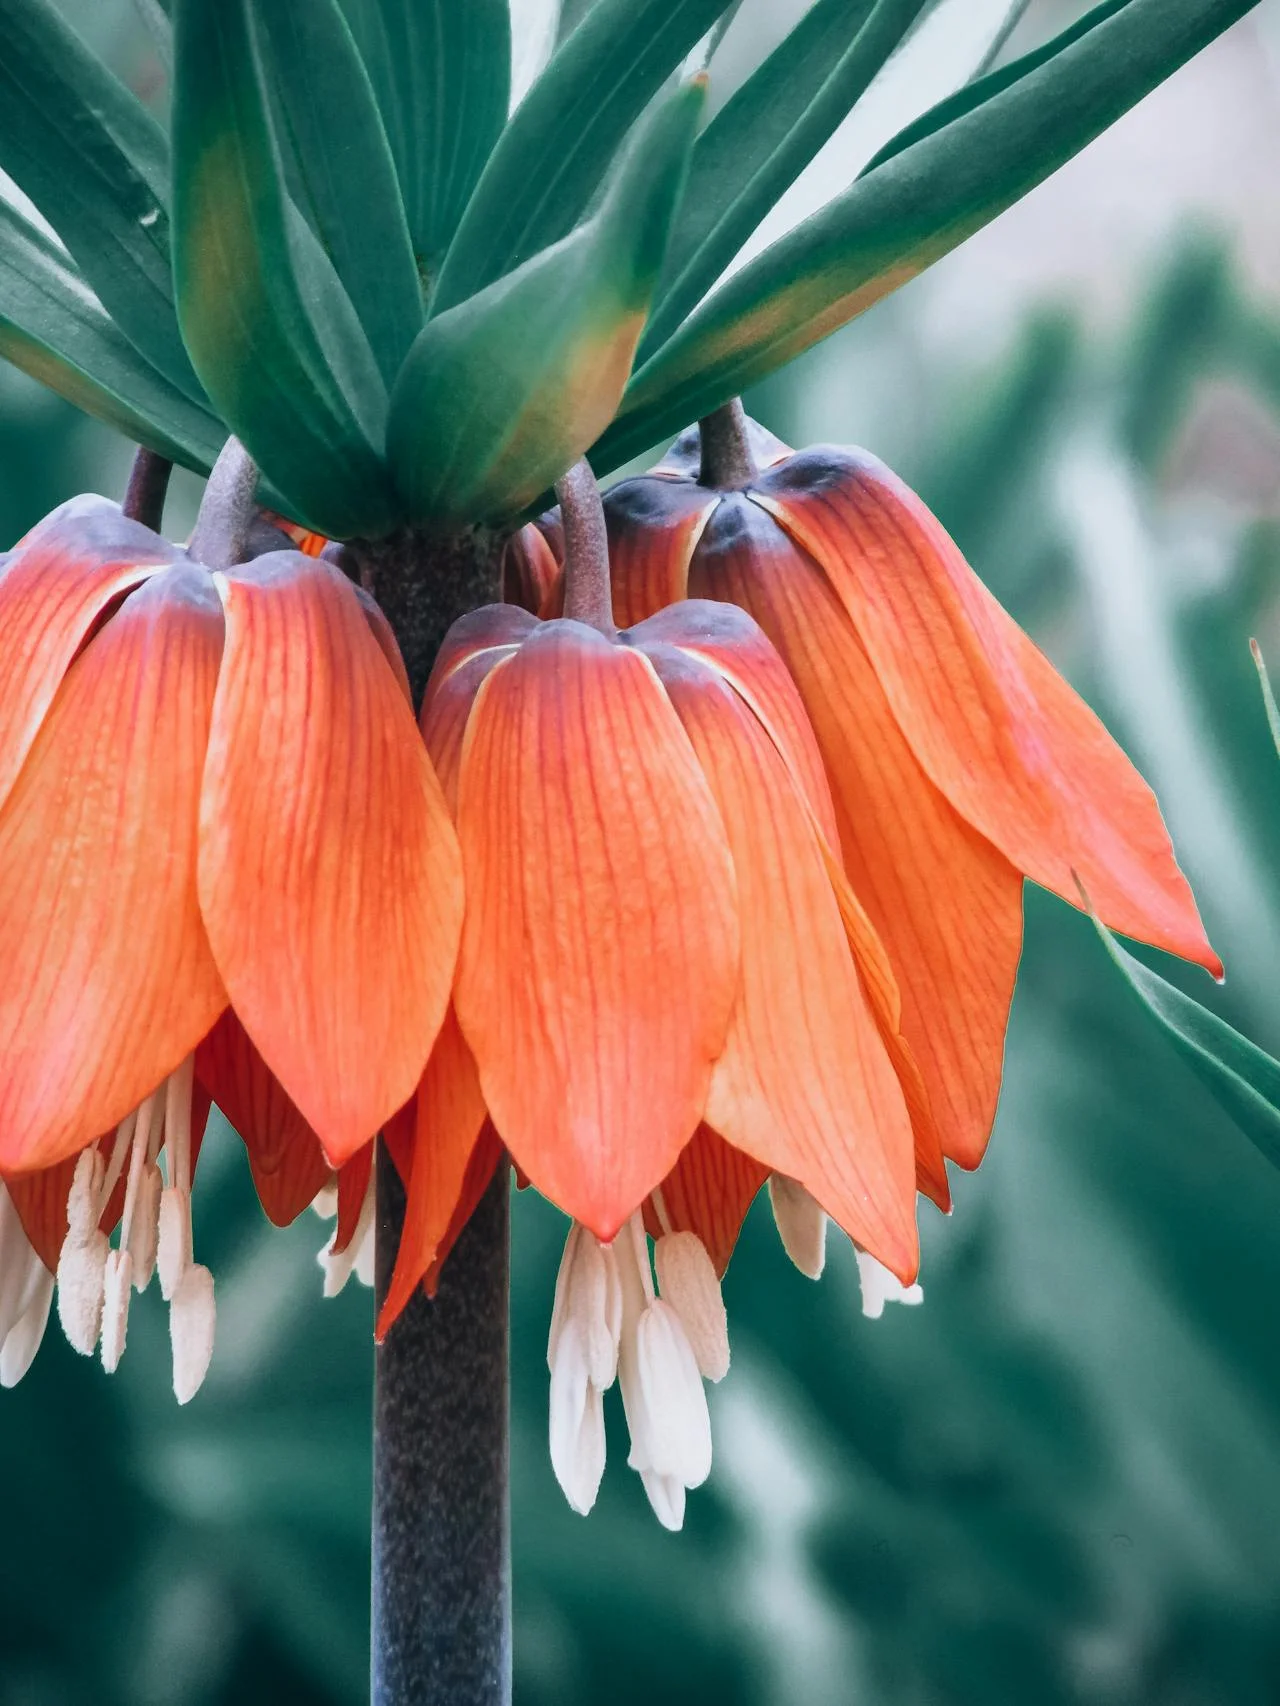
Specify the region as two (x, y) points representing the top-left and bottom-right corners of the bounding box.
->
(1251, 639), (1280, 760)
(0, 200), (225, 471)
(0, 0), (203, 400)
(431, 0), (731, 314)
(253, 0), (424, 387)
(638, 0), (929, 360)
(172, 0), (399, 539)
(1093, 914), (1280, 1176)
(594, 0), (1257, 473)
(388, 80), (704, 530)
(337, 0), (511, 291)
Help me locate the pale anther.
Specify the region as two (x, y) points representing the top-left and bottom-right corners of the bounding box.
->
(654, 1231), (729, 1383)
(100, 1248), (133, 1373)
(0, 1272), (53, 1388)
(769, 1175), (827, 1279)
(856, 1249), (923, 1321)
(170, 1262), (215, 1404)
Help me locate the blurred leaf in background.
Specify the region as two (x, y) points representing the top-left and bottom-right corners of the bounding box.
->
(5, 3), (1280, 1705)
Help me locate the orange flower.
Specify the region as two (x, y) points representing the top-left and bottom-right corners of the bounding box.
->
(0, 495), (462, 1397)
(385, 487), (946, 1521)
(513, 419), (1220, 1186)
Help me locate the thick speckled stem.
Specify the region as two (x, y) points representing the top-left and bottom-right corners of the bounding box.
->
(373, 1155), (512, 1706)
(364, 524), (510, 1706)
(698, 398), (757, 490)
(122, 447), (173, 532)
(557, 458), (614, 634)
(187, 436), (258, 569)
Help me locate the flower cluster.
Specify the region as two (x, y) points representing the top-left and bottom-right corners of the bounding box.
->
(0, 418), (1215, 1528)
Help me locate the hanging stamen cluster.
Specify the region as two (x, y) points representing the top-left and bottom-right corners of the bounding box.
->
(51, 1055), (215, 1402)
(548, 1200), (730, 1532)
(311, 1162), (377, 1298)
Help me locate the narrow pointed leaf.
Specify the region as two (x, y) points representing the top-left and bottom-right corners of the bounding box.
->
(1094, 916), (1280, 1175)
(639, 0), (928, 359)
(0, 202), (225, 471)
(253, 0), (424, 387)
(388, 81), (704, 528)
(1251, 640), (1280, 760)
(172, 0), (398, 538)
(0, 0), (203, 398)
(431, 0), (730, 313)
(594, 0), (1256, 473)
(337, 0), (511, 291)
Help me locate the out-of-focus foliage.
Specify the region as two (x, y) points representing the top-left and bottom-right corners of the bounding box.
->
(4, 217), (1280, 1702)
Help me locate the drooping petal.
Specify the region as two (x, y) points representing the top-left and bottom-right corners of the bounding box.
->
(453, 621), (740, 1240)
(645, 643), (917, 1280)
(376, 1007), (488, 1337)
(0, 496), (179, 810)
(195, 1010), (329, 1226)
(603, 476), (716, 627)
(0, 569), (227, 1171)
(422, 1126), (504, 1301)
(757, 450), (1218, 974)
(628, 594), (838, 840)
(334, 1144), (373, 1255)
(198, 553), (464, 1166)
(686, 498), (1024, 1173)
(421, 606), (537, 813)
(502, 521), (562, 615)
(642, 1124), (767, 1276)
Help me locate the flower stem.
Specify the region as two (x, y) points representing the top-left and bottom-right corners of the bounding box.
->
(187, 436), (258, 570)
(122, 448), (172, 532)
(373, 1151), (512, 1706)
(698, 399), (757, 489)
(557, 458), (614, 634)
(365, 524), (509, 1705)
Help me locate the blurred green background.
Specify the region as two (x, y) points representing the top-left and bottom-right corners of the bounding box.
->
(5, 3), (1280, 1703)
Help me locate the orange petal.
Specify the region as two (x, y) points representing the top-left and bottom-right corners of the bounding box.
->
(453, 620), (740, 1240)
(0, 569), (227, 1171)
(0, 496), (177, 810)
(689, 501), (1023, 1171)
(423, 1126), (504, 1299)
(642, 1123), (767, 1276)
(334, 1142), (373, 1253)
(758, 451), (1218, 973)
(631, 591), (949, 1203)
(629, 589), (838, 842)
(376, 1007), (488, 1337)
(645, 642), (918, 1280)
(421, 606), (537, 813)
(502, 521), (562, 615)
(604, 475), (716, 627)
(198, 553), (464, 1166)
(195, 1009), (329, 1226)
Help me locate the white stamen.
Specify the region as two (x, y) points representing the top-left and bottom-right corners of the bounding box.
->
(856, 1249), (923, 1320)
(768, 1175), (827, 1279)
(639, 1470), (686, 1534)
(100, 1247), (133, 1373)
(317, 1161), (376, 1298)
(156, 1186), (192, 1300)
(632, 1301), (712, 1488)
(170, 1262), (215, 1404)
(0, 1182), (47, 1345)
(654, 1231), (730, 1383)
(66, 1146), (105, 1241)
(310, 1179), (339, 1221)
(56, 1226), (108, 1356)
(546, 1221), (623, 1516)
(164, 1056), (195, 1193)
(0, 1270), (53, 1387)
(548, 1318), (607, 1515)
(129, 1163), (162, 1291)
